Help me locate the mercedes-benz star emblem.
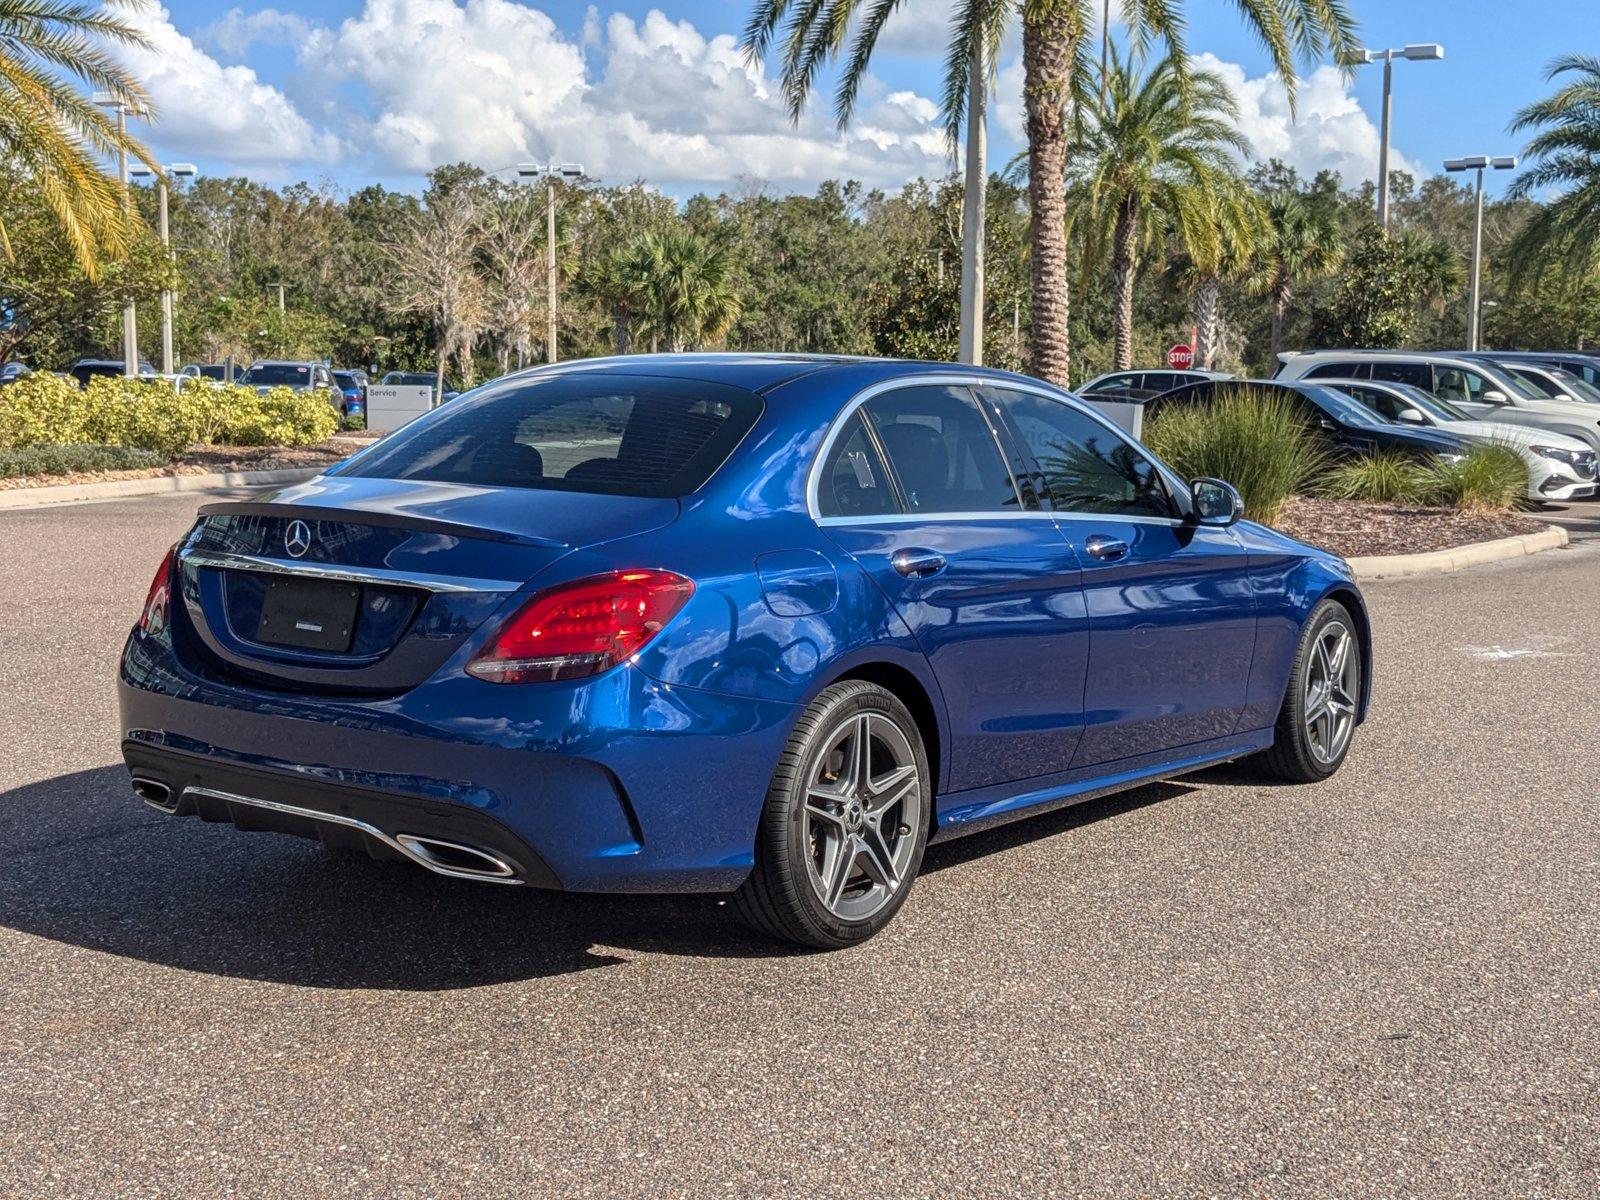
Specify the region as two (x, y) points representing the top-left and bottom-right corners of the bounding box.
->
(284, 519), (313, 559)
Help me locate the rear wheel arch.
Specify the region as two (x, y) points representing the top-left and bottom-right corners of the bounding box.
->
(828, 661), (945, 805)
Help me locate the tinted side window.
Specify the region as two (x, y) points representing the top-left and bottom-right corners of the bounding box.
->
(1369, 361), (1429, 387)
(340, 374), (761, 498)
(817, 413), (899, 518)
(1141, 372), (1179, 393)
(863, 386), (1020, 514)
(1082, 373), (1136, 395)
(988, 388), (1175, 519)
(1305, 361), (1370, 380)
(1344, 384), (1405, 421)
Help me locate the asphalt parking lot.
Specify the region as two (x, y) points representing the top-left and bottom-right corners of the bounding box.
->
(2, 490), (1597, 1198)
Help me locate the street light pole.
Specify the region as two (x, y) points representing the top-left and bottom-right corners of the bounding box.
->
(958, 37), (986, 366)
(1353, 44), (1444, 228)
(518, 161), (584, 363)
(1445, 155), (1518, 351)
(133, 163), (197, 375)
(95, 93), (143, 374)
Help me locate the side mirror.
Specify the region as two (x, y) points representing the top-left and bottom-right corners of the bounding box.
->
(1190, 477), (1243, 527)
(1397, 407), (1426, 424)
(1481, 390), (1508, 404)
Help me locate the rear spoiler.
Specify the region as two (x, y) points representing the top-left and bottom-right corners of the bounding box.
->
(195, 500), (569, 548)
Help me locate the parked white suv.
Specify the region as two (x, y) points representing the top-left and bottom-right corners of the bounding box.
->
(1320, 377), (1597, 502)
(1276, 351), (1600, 455)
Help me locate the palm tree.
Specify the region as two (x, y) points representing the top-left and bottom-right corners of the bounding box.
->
(1018, 1), (1358, 385)
(742, 0), (1357, 383)
(628, 229), (742, 353)
(1253, 189), (1342, 363)
(1506, 54), (1600, 282)
(1175, 181), (1262, 369)
(0, 0), (156, 276)
(1070, 51), (1250, 370)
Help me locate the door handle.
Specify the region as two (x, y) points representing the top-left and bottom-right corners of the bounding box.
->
(1084, 534), (1130, 561)
(891, 548), (947, 577)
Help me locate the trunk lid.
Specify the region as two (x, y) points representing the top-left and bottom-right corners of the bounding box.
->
(174, 476), (678, 693)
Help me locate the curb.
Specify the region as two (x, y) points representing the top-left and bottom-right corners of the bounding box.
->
(0, 467), (321, 512)
(1348, 524), (1569, 581)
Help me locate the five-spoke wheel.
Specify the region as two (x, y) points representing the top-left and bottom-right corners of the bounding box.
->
(733, 681), (930, 948)
(1251, 598), (1363, 782)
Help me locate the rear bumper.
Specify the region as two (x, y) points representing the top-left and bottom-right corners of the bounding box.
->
(123, 741), (563, 888)
(119, 631), (798, 893)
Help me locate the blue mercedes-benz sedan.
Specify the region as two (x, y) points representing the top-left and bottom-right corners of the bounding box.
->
(119, 355), (1371, 948)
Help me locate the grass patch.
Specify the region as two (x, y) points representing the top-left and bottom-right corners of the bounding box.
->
(1317, 452), (1432, 503)
(1421, 443), (1529, 513)
(0, 443), (164, 478)
(1143, 387), (1326, 524)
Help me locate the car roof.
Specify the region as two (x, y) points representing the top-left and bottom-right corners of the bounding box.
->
(490, 352), (1060, 396)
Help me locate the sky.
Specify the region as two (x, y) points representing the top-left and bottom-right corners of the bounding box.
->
(120, 0), (1582, 200)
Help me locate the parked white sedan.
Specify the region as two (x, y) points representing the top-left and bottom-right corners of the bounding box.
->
(1323, 377), (1597, 502)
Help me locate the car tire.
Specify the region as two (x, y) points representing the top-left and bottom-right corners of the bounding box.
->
(731, 680), (931, 950)
(1251, 598), (1362, 783)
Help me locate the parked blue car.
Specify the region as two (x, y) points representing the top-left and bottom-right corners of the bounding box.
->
(119, 355), (1371, 948)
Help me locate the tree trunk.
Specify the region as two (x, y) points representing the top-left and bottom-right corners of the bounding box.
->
(1268, 271), (1291, 364)
(1194, 275), (1222, 368)
(1022, 10), (1075, 387)
(1110, 196), (1139, 371)
(613, 306), (631, 355)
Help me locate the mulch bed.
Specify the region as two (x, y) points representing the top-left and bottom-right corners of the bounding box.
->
(1270, 496), (1550, 558)
(0, 435), (364, 491)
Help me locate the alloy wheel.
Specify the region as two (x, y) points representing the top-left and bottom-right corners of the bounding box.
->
(1304, 620), (1358, 765)
(802, 712), (923, 922)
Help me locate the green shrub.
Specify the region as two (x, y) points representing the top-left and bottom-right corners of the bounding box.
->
(1421, 443), (1529, 513)
(0, 443), (163, 478)
(1317, 452), (1432, 503)
(0, 374), (337, 454)
(1143, 388), (1326, 524)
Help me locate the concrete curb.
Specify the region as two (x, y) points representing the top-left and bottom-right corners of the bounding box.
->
(0, 467), (321, 512)
(1348, 524), (1569, 581)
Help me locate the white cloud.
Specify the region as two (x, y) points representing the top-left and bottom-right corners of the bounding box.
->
(1196, 53), (1422, 184)
(117, 4), (342, 167)
(199, 7), (315, 58)
(312, 0), (952, 187)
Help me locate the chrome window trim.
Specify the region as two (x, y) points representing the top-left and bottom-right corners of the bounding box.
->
(814, 511), (1185, 528)
(179, 548), (520, 594)
(808, 373), (1120, 523)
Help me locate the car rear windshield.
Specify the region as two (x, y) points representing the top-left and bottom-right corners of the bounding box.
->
(339, 373), (763, 498)
(243, 364), (312, 386)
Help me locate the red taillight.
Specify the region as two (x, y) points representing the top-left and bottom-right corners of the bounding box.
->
(138, 543), (178, 636)
(467, 569), (695, 684)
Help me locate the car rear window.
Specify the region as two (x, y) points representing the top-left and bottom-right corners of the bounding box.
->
(244, 364), (312, 386)
(339, 373), (763, 498)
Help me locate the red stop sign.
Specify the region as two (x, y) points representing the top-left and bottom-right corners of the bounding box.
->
(1168, 343), (1194, 370)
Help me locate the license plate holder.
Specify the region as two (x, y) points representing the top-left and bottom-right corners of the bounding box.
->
(256, 577), (360, 653)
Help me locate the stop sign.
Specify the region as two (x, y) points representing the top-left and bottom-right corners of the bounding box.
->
(1167, 343), (1194, 370)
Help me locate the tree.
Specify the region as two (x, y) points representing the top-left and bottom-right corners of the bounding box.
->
(628, 229), (741, 352)
(477, 185), (552, 373)
(1070, 51), (1250, 370)
(1313, 224), (1463, 348)
(1507, 54), (1600, 282)
(382, 178), (486, 394)
(0, 0), (157, 276)
(1175, 182), (1262, 370)
(1018, 1), (1357, 384)
(1253, 189), (1342, 362)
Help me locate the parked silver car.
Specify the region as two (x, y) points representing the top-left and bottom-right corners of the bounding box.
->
(1320, 377), (1597, 502)
(1276, 351), (1600, 455)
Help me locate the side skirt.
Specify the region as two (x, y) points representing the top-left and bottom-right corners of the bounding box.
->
(927, 728), (1275, 844)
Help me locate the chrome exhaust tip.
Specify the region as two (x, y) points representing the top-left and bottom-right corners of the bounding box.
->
(132, 777), (177, 812)
(395, 834), (518, 881)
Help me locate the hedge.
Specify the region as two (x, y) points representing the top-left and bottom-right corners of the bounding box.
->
(0, 443), (163, 478)
(0, 373), (339, 456)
